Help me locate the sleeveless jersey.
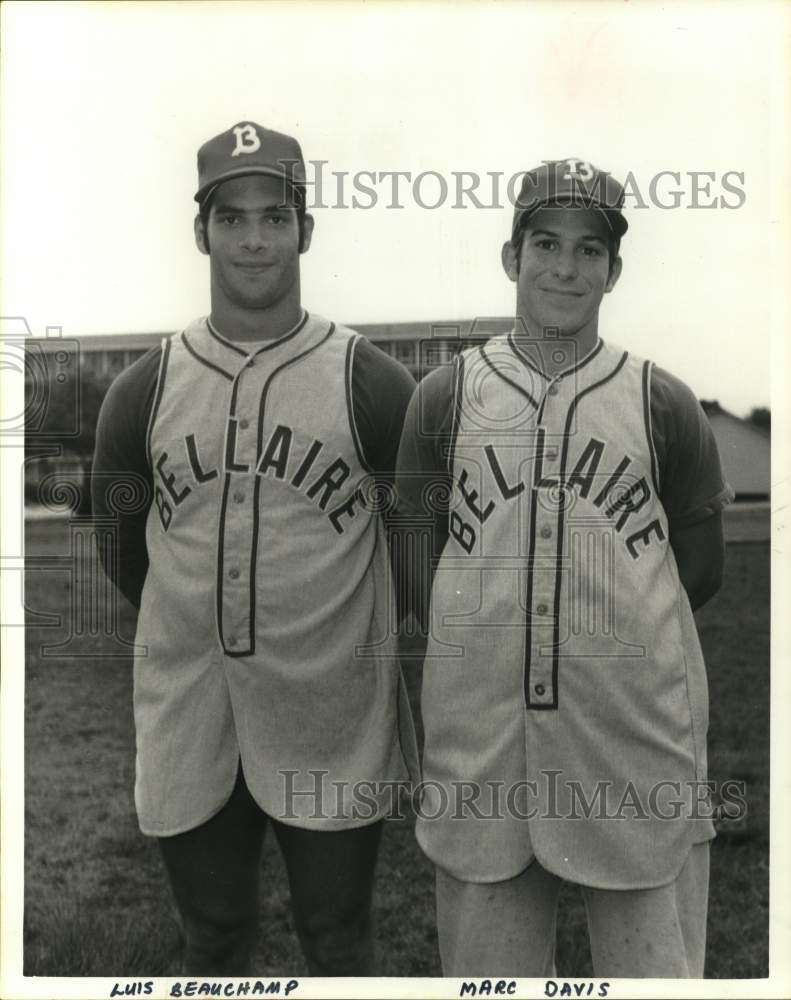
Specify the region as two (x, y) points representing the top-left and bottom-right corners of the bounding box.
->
(134, 313), (417, 835)
(417, 333), (715, 889)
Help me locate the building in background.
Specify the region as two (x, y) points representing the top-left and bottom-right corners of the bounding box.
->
(30, 320), (514, 382)
(700, 401), (770, 501)
(25, 328), (770, 511)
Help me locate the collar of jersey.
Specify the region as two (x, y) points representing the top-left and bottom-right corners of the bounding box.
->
(507, 329), (604, 382)
(206, 310), (310, 359)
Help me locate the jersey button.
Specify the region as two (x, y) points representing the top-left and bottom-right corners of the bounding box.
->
(548, 384), (559, 396)
(540, 526), (552, 539)
(545, 447), (558, 460)
(239, 419), (250, 430)
(534, 683), (546, 696)
(233, 491), (245, 504)
(227, 636), (237, 648)
(228, 567), (240, 580)
(536, 603), (548, 615)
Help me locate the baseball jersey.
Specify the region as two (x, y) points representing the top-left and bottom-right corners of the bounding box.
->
(93, 312), (419, 836)
(396, 332), (734, 890)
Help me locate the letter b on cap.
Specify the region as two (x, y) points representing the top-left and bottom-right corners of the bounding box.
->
(232, 124), (261, 157)
(563, 158), (594, 182)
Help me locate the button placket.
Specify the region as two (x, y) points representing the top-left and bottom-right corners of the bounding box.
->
(220, 366), (259, 653)
(529, 415), (562, 705)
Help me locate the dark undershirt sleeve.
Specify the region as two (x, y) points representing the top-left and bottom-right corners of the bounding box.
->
(393, 361), (457, 627)
(350, 337), (418, 622)
(394, 361), (455, 533)
(91, 346), (161, 609)
(650, 364), (735, 530)
(350, 336), (417, 477)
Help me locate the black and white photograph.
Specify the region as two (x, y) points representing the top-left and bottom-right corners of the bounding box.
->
(1, 2), (788, 998)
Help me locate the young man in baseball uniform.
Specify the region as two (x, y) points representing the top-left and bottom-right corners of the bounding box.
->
(92, 122), (418, 975)
(396, 159), (733, 977)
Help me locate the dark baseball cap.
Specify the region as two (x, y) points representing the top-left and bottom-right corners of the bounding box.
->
(512, 159), (628, 240)
(195, 121), (306, 206)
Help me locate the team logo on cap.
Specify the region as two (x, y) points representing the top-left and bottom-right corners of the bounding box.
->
(231, 124), (262, 157)
(562, 159), (595, 182)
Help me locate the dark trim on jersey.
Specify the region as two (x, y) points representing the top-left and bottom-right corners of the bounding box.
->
(215, 368), (248, 656)
(145, 338), (171, 470)
(446, 353), (466, 476)
(479, 342), (540, 410)
(523, 349), (629, 711)
(536, 387), (549, 425)
(522, 427), (545, 710)
(207, 318), (247, 356)
(219, 321), (337, 659)
(507, 333), (603, 382)
(215, 473), (235, 653)
(642, 360), (661, 495)
(181, 331), (234, 381)
(207, 310), (309, 357)
(507, 331), (549, 381)
(562, 337), (604, 379)
(345, 336), (374, 474)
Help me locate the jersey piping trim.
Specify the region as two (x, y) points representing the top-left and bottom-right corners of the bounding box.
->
(181, 331), (234, 381)
(345, 336), (374, 474)
(145, 338), (171, 470)
(446, 353), (466, 476)
(562, 337), (604, 379)
(479, 342), (540, 410)
(215, 374), (246, 654)
(523, 349), (629, 711)
(642, 360), (661, 495)
(207, 310), (309, 357)
(508, 330), (549, 382)
(522, 425), (545, 709)
(216, 321), (337, 658)
(507, 333), (603, 382)
(207, 318), (247, 356)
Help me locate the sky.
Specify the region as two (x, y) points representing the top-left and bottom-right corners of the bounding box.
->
(2, 0), (789, 417)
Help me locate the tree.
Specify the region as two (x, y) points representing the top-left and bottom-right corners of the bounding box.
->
(747, 407), (770, 431)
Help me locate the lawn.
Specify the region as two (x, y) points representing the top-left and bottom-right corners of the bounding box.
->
(22, 522), (769, 977)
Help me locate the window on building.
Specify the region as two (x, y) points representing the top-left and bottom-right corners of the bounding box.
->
(395, 341), (416, 365)
(421, 341), (457, 368)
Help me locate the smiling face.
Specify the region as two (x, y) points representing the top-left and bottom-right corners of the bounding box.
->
(502, 206), (622, 344)
(194, 174), (313, 315)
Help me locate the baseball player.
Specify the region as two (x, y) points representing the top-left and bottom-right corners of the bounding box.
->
(92, 121), (418, 975)
(395, 159), (733, 977)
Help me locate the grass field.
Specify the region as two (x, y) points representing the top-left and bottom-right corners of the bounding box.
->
(22, 523), (769, 978)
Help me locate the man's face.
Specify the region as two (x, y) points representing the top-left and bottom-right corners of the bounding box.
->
(502, 207), (621, 339)
(195, 174), (312, 312)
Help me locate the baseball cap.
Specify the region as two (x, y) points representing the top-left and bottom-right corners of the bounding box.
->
(512, 159), (628, 241)
(194, 121), (306, 206)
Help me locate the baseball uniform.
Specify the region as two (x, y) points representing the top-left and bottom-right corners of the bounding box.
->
(92, 120), (423, 976)
(93, 312), (419, 836)
(397, 335), (733, 885)
(394, 157), (734, 976)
